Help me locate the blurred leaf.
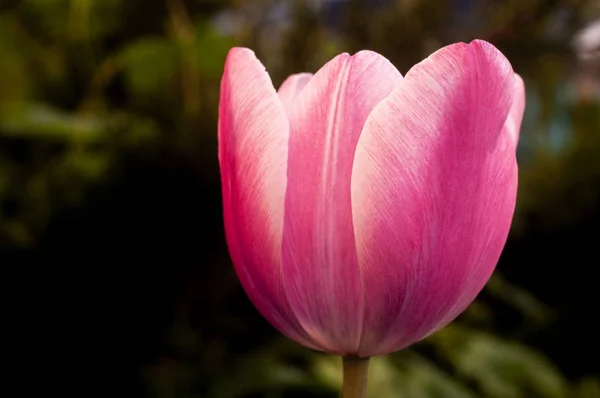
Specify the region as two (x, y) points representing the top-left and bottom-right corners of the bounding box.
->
(314, 353), (477, 398)
(460, 300), (494, 324)
(0, 16), (33, 103)
(0, 219), (32, 246)
(192, 22), (235, 78)
(572, 377), (600, 398)
(431, 325), (568, 398)
(118, 37), (180, 100)
(145, 333), (323, 398)
(20, 0), (122, 42)
(0, 102), (105, 142)
(486, 274), (554, 325)
(20, 0), (71, 40)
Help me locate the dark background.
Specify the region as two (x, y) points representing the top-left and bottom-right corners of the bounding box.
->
(1, 0), (599, 397)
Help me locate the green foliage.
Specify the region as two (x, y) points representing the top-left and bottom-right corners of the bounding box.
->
(317, 354), (477, 398)
(118, 37), (181, 101)
(430, 325), (568, 398)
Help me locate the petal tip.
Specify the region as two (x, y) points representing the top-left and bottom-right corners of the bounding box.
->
(352, 49), (398, 69)
(227, 46), (255, 56)
(469, 38), (492, 47)
(224, 47), (265, 74)
(353, 49), (382, 58)
(468, 39), (512, 67)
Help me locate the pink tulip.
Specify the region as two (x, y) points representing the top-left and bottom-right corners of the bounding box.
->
(218, 40), (525, 357)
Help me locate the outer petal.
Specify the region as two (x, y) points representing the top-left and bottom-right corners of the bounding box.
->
(218, 48), (320, 350)
(281, 51), (402, 353)
(506, 74), (526, 146)
(351, 40), (523, 356)
(422, 71), (526, 333)
(278, 73), (313, 116)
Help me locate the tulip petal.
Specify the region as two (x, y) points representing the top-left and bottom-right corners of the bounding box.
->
(421, 70), (526, 334)
(218, 48), (321, 350)
(351, 40), (523, 356)
(281, 51), (402, 353)
(506, 74), (526, 146)
(278, 73), (313, 116)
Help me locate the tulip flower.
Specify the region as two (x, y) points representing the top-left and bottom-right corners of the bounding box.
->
(218, 39), (525, 397)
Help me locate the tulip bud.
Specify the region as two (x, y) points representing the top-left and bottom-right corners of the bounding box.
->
(218, 39), (525, 396)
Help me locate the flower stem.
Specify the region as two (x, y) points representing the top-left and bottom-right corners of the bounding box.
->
(342, 356), (370, 398)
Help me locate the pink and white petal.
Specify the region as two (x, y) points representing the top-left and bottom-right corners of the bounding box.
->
(281, 51), (402, 353)
(278, 73), (313, 116)
(351, 40), (521, 356)
(505, 74), (526, 146)
(421, 70), (526, 338)
(219, 47), (321, 350)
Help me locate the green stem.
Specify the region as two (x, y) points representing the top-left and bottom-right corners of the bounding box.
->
(342, 356), (370, 398)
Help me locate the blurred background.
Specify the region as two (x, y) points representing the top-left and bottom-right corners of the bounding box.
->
(1, 0), (599, 397)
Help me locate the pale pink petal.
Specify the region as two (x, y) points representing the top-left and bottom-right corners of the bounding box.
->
(281, 51), (402, 353)
(351, 40), (523, 356)
(420, 70), (526, 337)
(505, 74), (526, 146)
(218, 47), (321, 350)
(278, 73), (313, 116)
